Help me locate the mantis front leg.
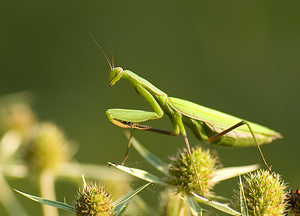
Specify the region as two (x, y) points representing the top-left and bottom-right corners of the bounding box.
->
(106, 85), (164, 129)
(106, 85), (205, 196)
(106, 85), (166, 164)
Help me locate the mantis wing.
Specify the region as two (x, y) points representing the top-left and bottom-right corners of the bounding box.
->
(167, 97), (282, 142)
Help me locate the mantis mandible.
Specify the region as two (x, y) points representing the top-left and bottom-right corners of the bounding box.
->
(91, 35), (282, 177)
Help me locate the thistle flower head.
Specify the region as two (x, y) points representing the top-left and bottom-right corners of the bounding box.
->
(76, 184), (113, 216)
(167, 146), (218, 194)
(235, 170), (288, 215)
(23, 122), (70, 173)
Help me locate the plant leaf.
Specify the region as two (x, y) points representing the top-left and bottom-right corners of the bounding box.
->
(186, 195), (203, 216)
(239, 176), (249, 216)
(113, 182), (151, 207)
(124, 131), (169, 175)
(108, 162), (168, 185)
(113, 183), (151, 215)
(114, 203), (128, 216)
(207, 194), (231, 202)
(212, 164), (259, 183)
(191, 192), (241, 216)
(14, 189), (75, 212)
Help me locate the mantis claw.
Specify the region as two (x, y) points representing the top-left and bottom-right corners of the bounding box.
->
(111, 119), (152, 130)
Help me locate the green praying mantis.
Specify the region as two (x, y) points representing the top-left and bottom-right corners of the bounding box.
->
(91, 35), (282, 193)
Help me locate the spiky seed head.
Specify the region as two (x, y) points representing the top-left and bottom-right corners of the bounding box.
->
(167, 146), (218, 194)
(76, 184), (112, 216)
(235, 170), (288, 215)
(287, 189), (300, 216)
(23, 122), (70, 173)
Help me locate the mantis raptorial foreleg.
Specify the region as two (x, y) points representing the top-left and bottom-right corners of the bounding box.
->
(106, 86), (164, 128)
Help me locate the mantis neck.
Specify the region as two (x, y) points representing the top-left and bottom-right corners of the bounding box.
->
(123, 70), (168, 96)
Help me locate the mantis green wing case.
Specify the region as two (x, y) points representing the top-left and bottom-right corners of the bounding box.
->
(167, 97), (282, 147)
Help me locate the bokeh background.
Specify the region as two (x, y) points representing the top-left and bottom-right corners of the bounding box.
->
(1, 1), (300, 215)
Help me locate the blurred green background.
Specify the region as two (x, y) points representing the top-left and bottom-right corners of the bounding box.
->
(1, 0), (300, 215)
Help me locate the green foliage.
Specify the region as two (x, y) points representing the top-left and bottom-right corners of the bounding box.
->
(121, 134), (259, 215)
(14, 189), (76, 213)
(15, 181), (151, 216)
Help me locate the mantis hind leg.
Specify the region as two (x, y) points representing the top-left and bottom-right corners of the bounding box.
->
(206, 120), (272, 173)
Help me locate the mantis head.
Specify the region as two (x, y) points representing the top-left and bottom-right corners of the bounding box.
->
(109, 67), (123, 86)
(89, 34), (123, 86)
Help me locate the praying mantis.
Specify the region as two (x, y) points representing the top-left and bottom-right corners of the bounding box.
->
(91, 35), (282, 193)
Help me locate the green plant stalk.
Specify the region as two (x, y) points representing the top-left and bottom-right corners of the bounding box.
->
(0, 172), (28, 216)
(38, 170), (58, 216)
(178, 193), (188, 216)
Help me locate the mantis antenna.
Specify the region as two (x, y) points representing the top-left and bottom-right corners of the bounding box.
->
(110, 42), (115, 69)
(89, 33), (112, 69)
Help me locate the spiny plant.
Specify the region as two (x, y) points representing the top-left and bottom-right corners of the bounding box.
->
(168, 146), (219, 195)
(15, 177), (151, 216)
(235, 169), (288, 215)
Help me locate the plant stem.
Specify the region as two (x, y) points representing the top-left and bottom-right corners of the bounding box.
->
(178, 193), (187, 216)
(38, 170), (58, 216)
(0, 172), (28, 216)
